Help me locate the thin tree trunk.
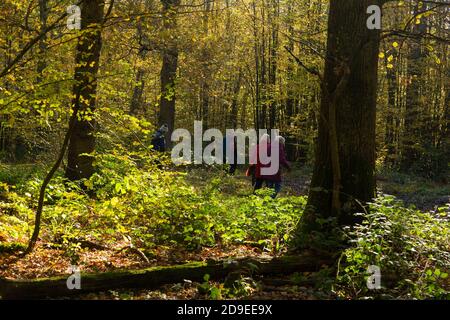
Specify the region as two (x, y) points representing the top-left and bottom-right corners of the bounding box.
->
(384, 47), (398, 164)
(158, 0), (180, 147)
(253, 0), (260, 130)
(284, 1), (296, 160)
(199, 0), (212, 130)
(268, 0), (279, 129)
(129, 23), (147, 116)
(400, 2), (427, 171)
(130, 68), (146, 116)
(230, 71), (242, 129)
(37, 0), (48, 83)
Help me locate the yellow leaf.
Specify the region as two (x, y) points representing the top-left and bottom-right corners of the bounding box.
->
(387, 64), (394, 69)
(84, 180), (93, 189)
(111, 197), (119, 206)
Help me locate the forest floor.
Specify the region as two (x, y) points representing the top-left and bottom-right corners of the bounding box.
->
(0, 164), (448, 299)
(0, 165), (327, 299)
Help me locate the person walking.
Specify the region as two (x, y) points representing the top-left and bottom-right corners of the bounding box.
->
(151, 124), (169, 152)
(263, 135), (291, 198)
(251, 133), (270, 192)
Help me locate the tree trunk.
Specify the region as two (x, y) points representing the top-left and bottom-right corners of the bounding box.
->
(229, 71), (242, 129)
(284, 1), (296, 160)
(65, 0), (104, 181)
(260, 4), (267, 129)
(384, 48), (398, 164)
(253, 0), (261, 130)
(268, 0), (279, 129)
(158, 0), (180, 147)
(130, 68), (146, 116)
(400, 2), (427, 171)
(129, 23), (147, 116)
(199, 0), (212, 130)
(37, 0), (48, 83)
(298, 0), (381, 239)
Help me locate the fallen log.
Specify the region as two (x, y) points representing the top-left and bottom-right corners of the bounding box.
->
(0, 255), (332, 299)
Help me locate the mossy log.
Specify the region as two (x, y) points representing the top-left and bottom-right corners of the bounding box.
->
(0, 255), (332, 299)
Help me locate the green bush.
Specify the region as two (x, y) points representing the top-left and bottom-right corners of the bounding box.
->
(335, 196), (450, 299)
(4, 147), (303, 254)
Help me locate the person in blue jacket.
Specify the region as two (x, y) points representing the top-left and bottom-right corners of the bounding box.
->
(151, 124), (169, 152)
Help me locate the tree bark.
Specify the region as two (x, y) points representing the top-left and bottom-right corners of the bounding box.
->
(384, 54), (397, 163)
(129, 23), (148, 116)
(284, 1), (297, 161)
(229, 71), (242, 129)
(199, 0), (212, 130)
(37, 0), (48, 83)
(400, 2), (428, 171)
(158, 0), (180, 147)
(65, 0), (105, 181)
(298, 0), (381, 238)
(268, 0), (279, 129)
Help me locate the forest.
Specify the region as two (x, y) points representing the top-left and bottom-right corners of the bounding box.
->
(0, 0), (449, 301)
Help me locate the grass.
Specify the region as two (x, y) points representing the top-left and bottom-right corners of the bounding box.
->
(377, 169), (450, 210)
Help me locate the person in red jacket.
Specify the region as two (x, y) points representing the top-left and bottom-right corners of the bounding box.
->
(254, 135), (290, 198)
(266, 136), (291, 197)
(251, 133), (270, 191)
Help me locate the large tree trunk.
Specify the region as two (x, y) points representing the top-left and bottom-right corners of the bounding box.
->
(65, 0), (104, 181)
(437, 61), (449, 182)
(298, 0), (381, 239)
(158, 0), (180, 147)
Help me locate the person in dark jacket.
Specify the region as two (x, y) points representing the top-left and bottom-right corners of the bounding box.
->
(151, 124), (169, 152)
